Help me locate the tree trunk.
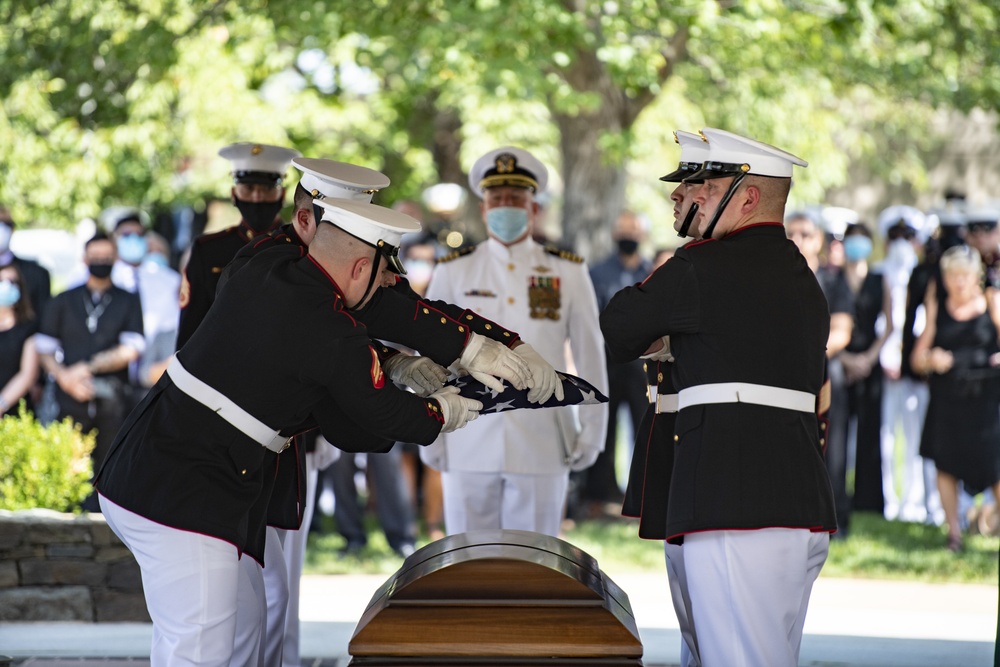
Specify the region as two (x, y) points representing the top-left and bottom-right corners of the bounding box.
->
(554, 111), (626, 261)
(552, 46), (632, 261)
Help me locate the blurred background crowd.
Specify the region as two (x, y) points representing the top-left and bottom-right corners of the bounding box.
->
(4, 183), (999, 554)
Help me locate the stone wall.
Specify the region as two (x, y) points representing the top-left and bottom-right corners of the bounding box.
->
(0, 509), (149, 622)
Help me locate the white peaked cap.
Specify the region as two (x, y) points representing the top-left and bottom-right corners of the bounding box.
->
(820, 206), (860, 239)
(469, 146), (549, 197)
(660, 130), (710, 182)
(700, 128), (808, 178)
(966, 207), (1000, 225)
(677, 130), (710, 163)
(314, 199), (422, 250)
(293, 157), (390, 203)
(878, 205), (935, 242)
(218, 142), (301, 179)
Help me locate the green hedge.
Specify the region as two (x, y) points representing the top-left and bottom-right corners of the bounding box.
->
(0, 403), (95, 511)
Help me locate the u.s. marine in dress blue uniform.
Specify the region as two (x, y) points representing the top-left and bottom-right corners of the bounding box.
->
(176, 142), (301, 350)
(620, 129), (707, 542)
(601, 128), (837, 667)
(94, 200), (490, 666)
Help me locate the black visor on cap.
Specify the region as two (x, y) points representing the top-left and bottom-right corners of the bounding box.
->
(967, 220), (998, 233)
(379, 240), (406, 275)
(684, 160), (751, 182)
(660, 161), (705, 183)
(234, 170), (283, 186)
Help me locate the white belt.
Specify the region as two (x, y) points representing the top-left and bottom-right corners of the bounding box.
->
(647, 385), (679, 414)
(166, 358), (291, 453)
(677, 382), (815, 413)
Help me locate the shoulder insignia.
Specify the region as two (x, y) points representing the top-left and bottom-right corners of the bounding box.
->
(436, 246), (478, 264)
(544, 245), (584, 263)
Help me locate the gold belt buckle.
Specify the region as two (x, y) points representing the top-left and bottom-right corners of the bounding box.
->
(279, 437), (292, 452)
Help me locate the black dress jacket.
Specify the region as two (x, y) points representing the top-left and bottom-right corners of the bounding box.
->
(177, 223), (258, 350)
(601, 223), (837, 543)
(97, 241), (448, 562)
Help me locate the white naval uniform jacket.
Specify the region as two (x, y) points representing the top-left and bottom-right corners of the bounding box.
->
(423, 237), (609, 475)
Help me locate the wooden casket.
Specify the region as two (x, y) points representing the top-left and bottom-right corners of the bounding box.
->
(347, 529), (644, 666)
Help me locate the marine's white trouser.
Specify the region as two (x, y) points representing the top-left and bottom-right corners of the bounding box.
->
(100, 495), (246, 667)
(248, 526), (287, 667)
(442, 470), (569, 538)
(680, 528), (829, 667)
(277, 450), (324, 667)
(664, 541), (700, 667)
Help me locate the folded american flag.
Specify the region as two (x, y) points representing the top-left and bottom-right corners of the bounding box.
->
(447, 372), (608, 414)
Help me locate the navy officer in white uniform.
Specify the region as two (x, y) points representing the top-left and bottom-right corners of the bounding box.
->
(423, 146), (609, 538)
(601, 128), (837, 667)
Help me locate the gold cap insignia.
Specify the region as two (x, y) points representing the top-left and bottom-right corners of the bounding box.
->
(496, 154), (517, 174)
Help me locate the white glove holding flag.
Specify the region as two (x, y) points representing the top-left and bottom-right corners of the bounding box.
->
(383, 354), (449, 396)
(430, 385), (483, 433)
(458, 332), (531, 393)
(640, 335), (675, 363)
(513, 343), (564, 404)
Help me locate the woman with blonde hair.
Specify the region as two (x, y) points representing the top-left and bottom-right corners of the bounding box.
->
(912, 245), (1000, 552)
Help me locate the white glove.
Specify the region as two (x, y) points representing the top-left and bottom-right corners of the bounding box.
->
(383, 354), (449, 396)
(640, 335), (675, 363)
(568, 442), (601, 472)
(430, 385), (483, 433)
(513, 343), (564, 404)
(458, 332), (531, 393)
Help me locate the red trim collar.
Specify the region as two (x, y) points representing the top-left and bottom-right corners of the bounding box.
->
(686, 221), (784, 248)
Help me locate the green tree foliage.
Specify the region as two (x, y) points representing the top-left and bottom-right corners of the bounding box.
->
(1, 0), (998, 253)
(0, 404), (95, 511)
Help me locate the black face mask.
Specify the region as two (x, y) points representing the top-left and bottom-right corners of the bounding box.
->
(235, 198), (283, 234)
(88, 262), (114, 279)
(617, 238), (639, 255)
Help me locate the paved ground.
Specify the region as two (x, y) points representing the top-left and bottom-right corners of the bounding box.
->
(1, 571), (996, 666)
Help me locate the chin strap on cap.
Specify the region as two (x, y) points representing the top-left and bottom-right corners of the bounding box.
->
(702, 172), (748, 240)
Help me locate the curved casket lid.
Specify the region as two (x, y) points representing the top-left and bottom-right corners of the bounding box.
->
(349, 529), (643, 660)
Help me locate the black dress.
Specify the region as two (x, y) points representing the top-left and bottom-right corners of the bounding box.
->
(919, 303), (1000, 494)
